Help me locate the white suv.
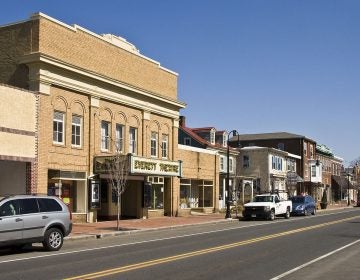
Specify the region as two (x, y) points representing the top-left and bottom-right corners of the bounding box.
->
(0, 195), (72, 251)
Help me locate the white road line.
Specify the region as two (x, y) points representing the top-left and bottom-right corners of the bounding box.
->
(270, 239), (360, 280)
(0, 209), (356, 265)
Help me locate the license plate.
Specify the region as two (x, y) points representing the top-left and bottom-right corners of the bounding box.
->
(251, 214), (256, 218)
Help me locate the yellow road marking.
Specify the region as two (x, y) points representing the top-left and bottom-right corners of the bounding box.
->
(65, 215), (360, 280)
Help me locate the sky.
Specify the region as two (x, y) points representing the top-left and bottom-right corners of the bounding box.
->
(1, 0), (359, 165)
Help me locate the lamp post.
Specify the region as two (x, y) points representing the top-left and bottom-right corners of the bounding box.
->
(346, 172), (351, 206)
(225, 130), (238, 219)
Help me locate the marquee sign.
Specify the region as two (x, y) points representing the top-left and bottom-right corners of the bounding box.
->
(130, 155), (182, 177)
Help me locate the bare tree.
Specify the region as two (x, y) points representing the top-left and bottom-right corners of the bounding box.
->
(350, 157), (360, 167)
(105, 147), (129, 231)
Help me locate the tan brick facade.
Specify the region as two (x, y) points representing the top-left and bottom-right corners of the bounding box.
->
(0, 13), (187, 221)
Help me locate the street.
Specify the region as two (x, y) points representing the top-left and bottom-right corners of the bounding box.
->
(0, 209), (359, 280)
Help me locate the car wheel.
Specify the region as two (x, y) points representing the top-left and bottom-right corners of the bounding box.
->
(269, 210), (275, 221)
(304, 208), (309, 216)
(43, 228), (63, 251)
(312, 207), (316, 215)
(284, 207), (290, 219)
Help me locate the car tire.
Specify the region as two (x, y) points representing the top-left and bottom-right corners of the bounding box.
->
(269, 209), (275, 221)
(304, 209), (309, 216)
(43, 228), (63, 251)
(284, 207), (290, 219)
(312, 208), (316, 215)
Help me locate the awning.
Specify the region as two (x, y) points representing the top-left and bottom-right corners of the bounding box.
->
(286, 171), (304, 185)
(332, 175), (357, 190)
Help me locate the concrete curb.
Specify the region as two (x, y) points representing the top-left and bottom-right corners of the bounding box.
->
(65, 207), (356, 242)
(66, 218), (238, 242)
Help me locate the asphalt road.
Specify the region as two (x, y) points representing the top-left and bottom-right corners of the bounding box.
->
(0, 209), (359, 280)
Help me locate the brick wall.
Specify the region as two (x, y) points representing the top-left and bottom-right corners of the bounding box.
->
(38, 16), (177, 99)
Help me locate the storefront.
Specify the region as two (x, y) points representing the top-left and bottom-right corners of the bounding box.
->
(47, 169), (87, 222)
(93, 155), (182, 220)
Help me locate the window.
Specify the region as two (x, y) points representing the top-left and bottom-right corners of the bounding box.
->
(278, 143), (284, 150)
(243, 155), (250, 168)
(129, 127), (137, 154)
(0, 200), (20, 216)
(38, 198), (62, 212)
(210, 128), (215, 144)
(115, 124), (124, 152)
(311, 165), (316, 177)
(220, 156), (225, 171)
(151, 132), (158, 157)
(101, 121), (110, 151)
(304, 142), (307, 156)
(184, 137), (191, 146)
(310, 144), (314, 159)
(19, 198), (39, 214)
(161, 134), (168, 158)
(71, 115), (82, 147)
(229, 157), (234, 172)
(223, 132), (227, 147)
(272, 156), (283, 171)
(53, 111), (65, 144)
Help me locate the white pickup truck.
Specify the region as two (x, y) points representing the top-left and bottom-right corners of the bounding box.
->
(242, 194), (292, 221)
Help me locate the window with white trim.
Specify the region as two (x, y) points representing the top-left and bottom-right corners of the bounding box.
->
(184, 137), (191, 146)
(229, 157), (234, 172)
(210, 128), (215, 145)
(115, 124), (124, 152)
(129, 127), (137, 154)
(223, 132), (227, 147)
(101, 121), (110, 151)
(243, 155), (250, 168)
(220, 156), (225, 171)
(161, 134), (168, 158)
(53, 111), (65, 144)
(71, 115), (82, 147)
(151, 132), (158, 157)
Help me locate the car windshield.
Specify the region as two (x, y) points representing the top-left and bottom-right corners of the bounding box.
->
(291, 197), (305, 203)
(254, 196), (273, 203)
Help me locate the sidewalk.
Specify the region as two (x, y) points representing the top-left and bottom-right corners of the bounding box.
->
(67, 204), (355, 241)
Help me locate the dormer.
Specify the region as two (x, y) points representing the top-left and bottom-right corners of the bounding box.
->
(223, 132), (227, 147)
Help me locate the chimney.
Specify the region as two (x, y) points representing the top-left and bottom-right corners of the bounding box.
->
(179, 116), (186, 127)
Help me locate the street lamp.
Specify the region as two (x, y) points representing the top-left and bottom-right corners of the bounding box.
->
(346, 172), (351, 206)
(225, 130), (239, 219)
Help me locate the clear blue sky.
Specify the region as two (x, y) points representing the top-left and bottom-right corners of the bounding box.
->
(1, 1), (359, 164)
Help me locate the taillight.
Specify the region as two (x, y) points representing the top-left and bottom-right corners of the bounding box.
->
(67, 205), (72, 220)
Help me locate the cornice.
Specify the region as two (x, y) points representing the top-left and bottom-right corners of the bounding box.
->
(21, 53), (185, 118)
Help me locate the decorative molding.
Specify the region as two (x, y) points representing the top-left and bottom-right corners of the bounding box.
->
(0, 126), (35, 136)
(0, 155), (35, 162)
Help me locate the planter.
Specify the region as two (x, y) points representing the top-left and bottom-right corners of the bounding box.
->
(320, 203), (328, 209)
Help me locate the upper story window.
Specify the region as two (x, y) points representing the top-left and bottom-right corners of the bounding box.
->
(151, 132), (158, 157)
(53, 111), (65, 145)
(229, 157), (234, 172)
(161, 134), (168, 158)
(210, 128), (216, 145)
(278, 143), (284, 151)
(129, 127), (137, 154)
(304, 142), (307, 156)
(115, 124), (124, 152)
(71, 115), (82, 147)
(223, 132), (227, 147)
(101, 121), (110, 151)
(184, 137), (191, 146)
(287, 159), (296, 172)
(310, 144), (314, 159)
(272, 156), (283, 171)
(243, 155), (250, 168)
(220, 156), (225, 171)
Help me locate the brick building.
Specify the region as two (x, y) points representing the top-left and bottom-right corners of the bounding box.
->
(0, 13), (185, 222)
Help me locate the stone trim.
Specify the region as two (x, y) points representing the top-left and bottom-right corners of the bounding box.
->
(0, 126), (35, 136)
(0, 155), (35, 162)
